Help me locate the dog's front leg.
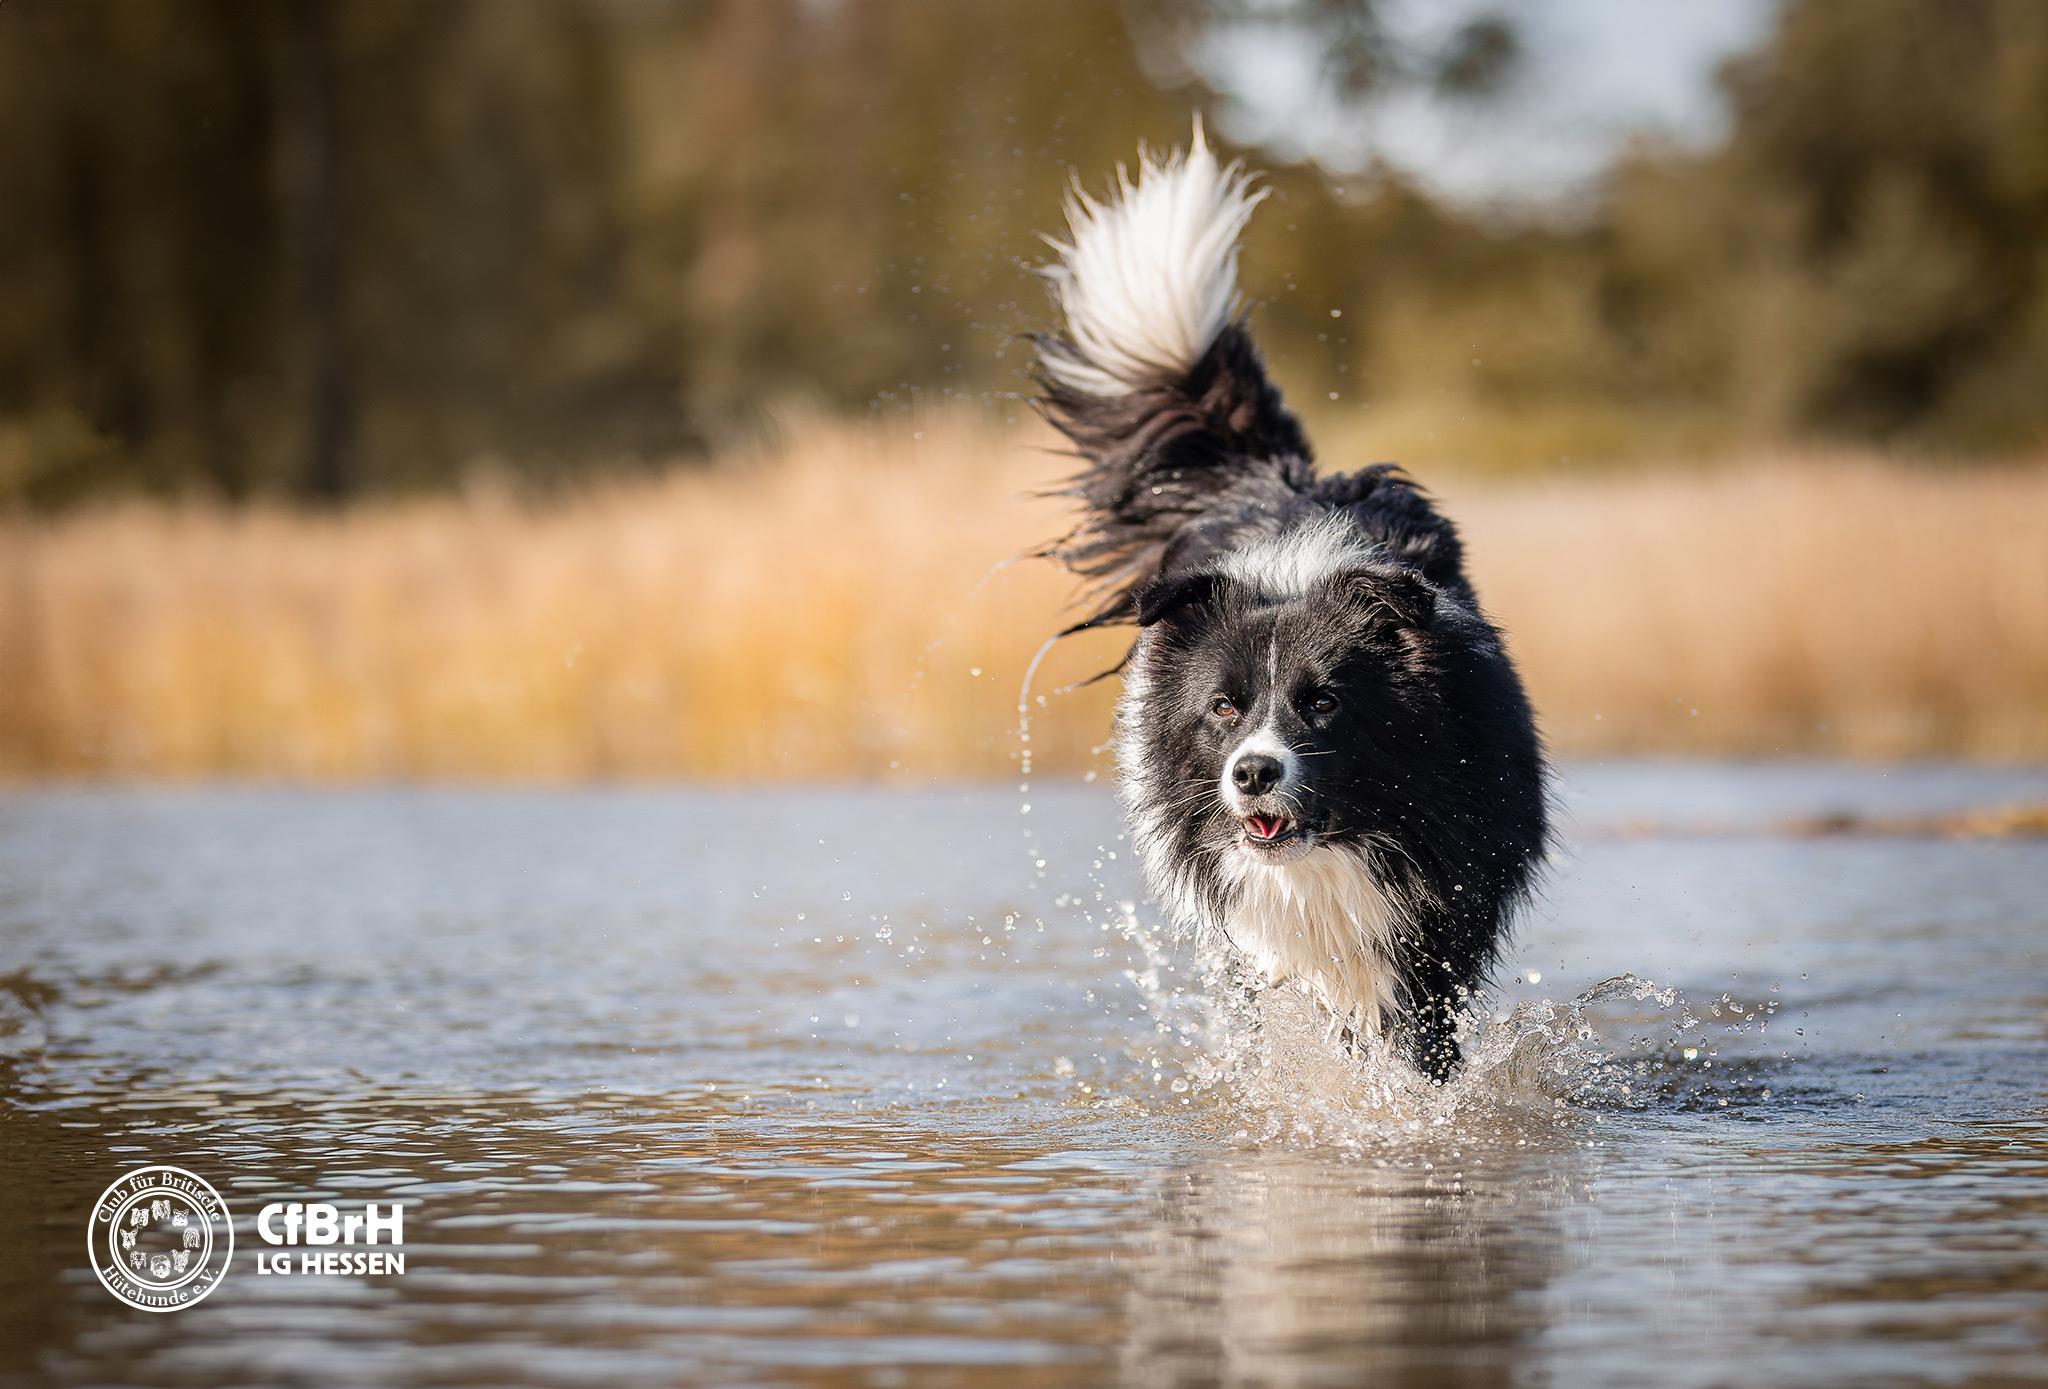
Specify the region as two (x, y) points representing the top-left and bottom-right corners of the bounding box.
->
(1403, 995), (1464, 1084)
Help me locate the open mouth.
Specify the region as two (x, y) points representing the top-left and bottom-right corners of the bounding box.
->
(1241, 813), (1297, 845)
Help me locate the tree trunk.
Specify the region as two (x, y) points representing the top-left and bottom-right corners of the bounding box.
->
(277, 0), (357, 503)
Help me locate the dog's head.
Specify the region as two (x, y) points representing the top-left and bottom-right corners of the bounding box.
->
(1123, 556), (1452, 876)
(1109, 518), (1548, 1069)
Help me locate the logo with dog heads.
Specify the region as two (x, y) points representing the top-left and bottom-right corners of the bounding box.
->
(89, 1166), (233, 1311)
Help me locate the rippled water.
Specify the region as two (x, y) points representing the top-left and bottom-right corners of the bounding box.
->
(3, 765), (2046, 1387)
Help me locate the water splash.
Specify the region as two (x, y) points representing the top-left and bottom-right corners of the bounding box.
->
(1007, 628), (1777, 1150)
(1093, 900), (1777, 1151)
(1015, 631), (1062, 784)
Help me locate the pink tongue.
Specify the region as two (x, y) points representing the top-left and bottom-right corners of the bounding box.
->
(1248, 815), (1282, 840)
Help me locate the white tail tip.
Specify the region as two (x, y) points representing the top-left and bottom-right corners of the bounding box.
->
(1039, 119), (1267, 397)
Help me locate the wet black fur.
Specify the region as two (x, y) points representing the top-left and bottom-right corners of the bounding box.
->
(1036, 324), (1549, 1079)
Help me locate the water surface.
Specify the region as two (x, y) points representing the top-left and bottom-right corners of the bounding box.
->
(3, 764), (2046, 1387)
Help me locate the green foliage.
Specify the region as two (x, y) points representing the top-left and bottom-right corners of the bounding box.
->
(0, 0), (2043, 505)
(1598, 0), (2048, 450)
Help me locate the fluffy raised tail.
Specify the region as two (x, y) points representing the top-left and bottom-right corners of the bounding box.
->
(1034, 121), (1312, 630)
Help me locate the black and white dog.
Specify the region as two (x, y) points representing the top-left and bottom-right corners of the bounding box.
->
(1033, 127), (1548, 1080)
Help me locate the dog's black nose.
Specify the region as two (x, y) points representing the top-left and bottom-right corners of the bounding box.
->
(1232, 753), (1284, 796)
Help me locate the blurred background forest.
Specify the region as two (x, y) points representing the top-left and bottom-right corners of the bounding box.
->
(6, 0), (2048, 502)
(2, 0), (2045, 777)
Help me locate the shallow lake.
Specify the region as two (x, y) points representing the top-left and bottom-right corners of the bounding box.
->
(4, 764), (2047, 1387)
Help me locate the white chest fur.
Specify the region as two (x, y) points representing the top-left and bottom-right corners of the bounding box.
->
(1221, 845), (1400, 1038)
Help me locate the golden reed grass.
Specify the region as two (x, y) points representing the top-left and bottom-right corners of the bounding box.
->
(2, 414), (2044, 780)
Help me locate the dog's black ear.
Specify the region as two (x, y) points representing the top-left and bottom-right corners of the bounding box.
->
(1337, 567), (1437, 629)
(1134, 570), (1223, 627)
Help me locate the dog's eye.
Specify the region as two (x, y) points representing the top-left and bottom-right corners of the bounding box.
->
(1306, 691), (1339, 717)
(1210, 697), (1239, 720)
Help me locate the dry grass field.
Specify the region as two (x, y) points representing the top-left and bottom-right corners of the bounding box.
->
(3, 414), (2045, 781)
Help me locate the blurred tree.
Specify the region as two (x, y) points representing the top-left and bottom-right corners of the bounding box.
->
(1601, 0), (2048, 447)
(0, 0), (676, 502)
(276, 0), (356, 501)
(0, 0), (2043, 506)
(1128, 0), (1520, 108)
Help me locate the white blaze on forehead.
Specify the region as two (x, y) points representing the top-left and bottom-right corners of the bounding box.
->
(1038, 118), (1267, 397)
(1219, 513), (1377, 598)
(1222, 628), (1299, 811)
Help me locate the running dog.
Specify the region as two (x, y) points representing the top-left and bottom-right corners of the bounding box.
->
(1033, 125), (1548, 1079)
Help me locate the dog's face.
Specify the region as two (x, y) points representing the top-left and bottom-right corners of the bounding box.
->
(1120, 563), (1449, 891)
